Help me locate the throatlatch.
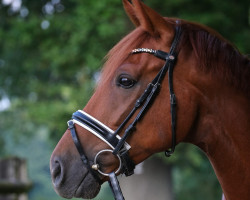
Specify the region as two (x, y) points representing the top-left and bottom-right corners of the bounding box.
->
(67, 24), (181, 200)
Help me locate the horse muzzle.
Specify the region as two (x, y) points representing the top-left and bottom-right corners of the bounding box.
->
(50, 145), (101, 199)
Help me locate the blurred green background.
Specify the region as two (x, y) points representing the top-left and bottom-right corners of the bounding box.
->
(0, 0), (249, 199)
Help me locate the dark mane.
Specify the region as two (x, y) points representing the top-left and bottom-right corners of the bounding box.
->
(102, 19), (250, 97)
(179, 21), (250, 98)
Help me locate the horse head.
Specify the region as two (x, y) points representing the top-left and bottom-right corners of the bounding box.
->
(50, 0), (250, 199)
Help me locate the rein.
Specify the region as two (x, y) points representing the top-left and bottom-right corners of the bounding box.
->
(67, 24), (182, 200)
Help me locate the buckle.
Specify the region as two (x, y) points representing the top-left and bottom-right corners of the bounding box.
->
(170, 94), (177, 105)
(67, 120), (74, 129)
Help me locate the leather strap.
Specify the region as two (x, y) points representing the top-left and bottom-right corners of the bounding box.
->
(120, 150), (135, 176)
(72, 111), (120, 148)
(67, 120), (102, 184)
(108, 172), (125, 200)
(112, 25), (182, 157)
(68, 120), (89, 165)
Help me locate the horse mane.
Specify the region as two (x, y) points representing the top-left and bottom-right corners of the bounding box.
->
(179, 20), (250, 98)
(101, 18), (250, 98)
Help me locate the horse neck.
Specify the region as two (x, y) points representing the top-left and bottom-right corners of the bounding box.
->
(189, 74), (250, 200)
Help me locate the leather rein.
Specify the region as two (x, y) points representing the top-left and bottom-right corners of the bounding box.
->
(67, 24), (182, 200)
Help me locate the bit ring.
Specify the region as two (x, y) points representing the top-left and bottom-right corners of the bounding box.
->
(92, 149), (122, 176)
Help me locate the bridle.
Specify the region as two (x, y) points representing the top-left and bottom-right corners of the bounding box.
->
(67, 24), (182, 200)
(67, 24), (181, 199)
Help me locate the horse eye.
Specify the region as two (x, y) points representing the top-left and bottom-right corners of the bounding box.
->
(117, 75), (136, 89)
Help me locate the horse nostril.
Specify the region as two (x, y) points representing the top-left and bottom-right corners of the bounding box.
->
(51, 158), (63, 187)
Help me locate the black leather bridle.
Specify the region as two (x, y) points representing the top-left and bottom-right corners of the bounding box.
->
(67, 24), (182, 200)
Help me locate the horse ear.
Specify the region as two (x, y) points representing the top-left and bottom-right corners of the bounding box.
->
(123, 0), (174, 45)
(123, 0), (140, 26)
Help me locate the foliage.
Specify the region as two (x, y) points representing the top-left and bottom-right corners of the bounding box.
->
(0, 0), (128, 143)
(0, 0), (249, 200)
(166, 144), (222, 200)
(0, 0), (128, 199)
(147, 0), (250, 53)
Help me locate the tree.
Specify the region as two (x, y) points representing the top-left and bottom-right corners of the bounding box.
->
(0, 1), (128, 199)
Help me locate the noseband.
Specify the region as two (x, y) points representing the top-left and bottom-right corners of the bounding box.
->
(67, 24), (182, 200)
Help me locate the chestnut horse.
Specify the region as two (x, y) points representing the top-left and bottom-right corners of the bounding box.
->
(50, 0), (250, 199)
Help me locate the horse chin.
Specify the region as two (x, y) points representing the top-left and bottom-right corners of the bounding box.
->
(73, 172), (101, 199)
(54, 171), (101, 199)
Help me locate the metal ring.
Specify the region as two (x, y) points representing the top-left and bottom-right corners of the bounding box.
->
(93, 149), (122, 177)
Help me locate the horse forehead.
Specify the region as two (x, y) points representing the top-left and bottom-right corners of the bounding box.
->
(123, 53), (159, 68)
(102, 52), (161, 84)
